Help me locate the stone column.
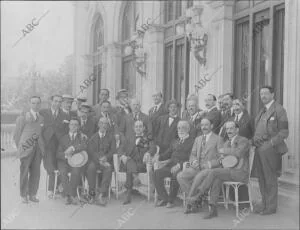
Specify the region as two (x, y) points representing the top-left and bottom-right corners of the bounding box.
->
(282, 0), (300, 176)
(139, 24), (165, 112)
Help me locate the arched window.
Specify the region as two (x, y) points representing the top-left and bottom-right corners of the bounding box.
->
(163, 1), (190, 111)
(121, 1), (137, 97)
(92, 15), (104, 104)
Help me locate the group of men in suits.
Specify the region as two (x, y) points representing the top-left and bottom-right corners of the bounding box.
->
(13, 85), (289, 219)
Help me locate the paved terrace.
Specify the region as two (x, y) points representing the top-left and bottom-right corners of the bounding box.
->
(1, 155), (299, 229)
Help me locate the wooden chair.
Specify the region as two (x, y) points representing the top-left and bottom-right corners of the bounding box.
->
(46, 170), (60, 199)
(221, 146), (255, 217)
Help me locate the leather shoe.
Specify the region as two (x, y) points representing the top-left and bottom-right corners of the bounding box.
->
(155, 200), (167, 207)
(260, 209), (276, 215)
(29, 196), (39, 203)
(166, 202), (175, 208)
(203, 205), (218, 219)
(253, 203), (265, 214)
(21, 196), (28, 204)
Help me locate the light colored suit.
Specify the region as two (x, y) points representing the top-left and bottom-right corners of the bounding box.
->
(177, 132), (223, 196)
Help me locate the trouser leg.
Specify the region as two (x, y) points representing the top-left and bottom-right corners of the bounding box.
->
(98, 164), (112, 195)
(86, 161), (97, 192)
(257, 148), (280, 211)
(168, 173), (180, 203)
(43, 138), (58, 191)
(69, 167), (82, 197)
(187, 169), (210, 198)
(124, 159), (138, 190)
(176, 167), (198, 195)
(20, 153), (34, 197)
(28, 146), (42, 196)
(153, 166), (172, 202)
(57, 160), (70, 196)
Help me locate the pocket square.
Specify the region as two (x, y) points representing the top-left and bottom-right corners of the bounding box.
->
(270, 117), (275, 121)
(63, 120), (70, 123)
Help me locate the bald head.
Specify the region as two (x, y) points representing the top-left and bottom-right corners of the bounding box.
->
(131, 98), (141, 113)
(177, 120), (190, 138)
(98, 117), (109, 133)
(152, 91), (163, 105)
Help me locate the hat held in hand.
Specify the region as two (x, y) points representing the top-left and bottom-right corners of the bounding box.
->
(68, 150), (88, 167)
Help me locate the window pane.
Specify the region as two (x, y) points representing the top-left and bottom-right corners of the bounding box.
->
(175, 40), (184, 106)
(122, 2), (135, 41)
(251, 15), (270, 116)
(164, 44), (173, 101)
(273, 6), (284, 105)
(122, 58), (136, 96)
(93, 64), (102, 104)
(175, 0), (182, 19)
(93, 16), (103, 52)
(234, 18), (249, 104)
(235, 0), (250, 13)
(165, 1), (174, 23)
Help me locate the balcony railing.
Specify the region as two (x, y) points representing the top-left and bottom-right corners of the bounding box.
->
(1, 124), (17, 154)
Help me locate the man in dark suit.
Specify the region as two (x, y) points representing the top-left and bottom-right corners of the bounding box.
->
(97, 100), (120, 136)
(112, 89), (132, 128)
(56, 117), (88, 205)
(61, 94), (77, 134)
(199, 94), (222, 135)
(13, 96), (46, 203)
(231, 99), (253, 140)
(78, 103), (98, 139)
(155, 99), (181, 154)
(92, 88), (110, 118)
(86, 117), (116, 206)
(148, 91), (168, 137)
(119, 120), (157, 204)
(40, 94), (65, 197)
(252, 86), (289, 215)
(192, 121), (250, 219)
(219, 93), (235, 139)
(177, 118), (223, 214)
(120, 98), (152, 140)
(153, 120), (194, 208)
(182, 96), (202, 138)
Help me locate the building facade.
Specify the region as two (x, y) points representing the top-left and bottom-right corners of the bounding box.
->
(73, 0), (299, 183)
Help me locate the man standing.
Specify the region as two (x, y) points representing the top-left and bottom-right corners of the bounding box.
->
(113, 89), (132, 128)
(61, 94), (77, 134)
(192, 121), (250, 219)
(199, 94), (222, 134)
(40, 94), (65, 197)
(13, 96), (45, 203)
(219, 93), (235, 139)
(120, 98), (152, 140)
(78, 103), (98, 139)
(97, 100), (120, 135)
(155, 99), (181, 154)
(56, 117), (88, 205)
(153, 120), (194, 208)
(92, 88), (110, 118)
(149, 91), (168, 137)
(252, 86), (289, 215)
(177, 118), (223, 214)
(86, 117), (116, 206)
(182, 97), (202, 138)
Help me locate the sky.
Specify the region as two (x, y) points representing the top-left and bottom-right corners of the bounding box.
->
(1, 1), (73, 80)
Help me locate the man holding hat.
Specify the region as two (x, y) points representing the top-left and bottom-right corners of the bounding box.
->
(56, 117), (88, 205)
(78, 103), (98, 139)
(86, 117), (116, 206)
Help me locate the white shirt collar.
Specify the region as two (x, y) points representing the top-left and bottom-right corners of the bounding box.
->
(207, 106), (217, 113)
(235, 111), (243, 121)
(51, 107), (57, 115)
(62, 108), (69, 114)
(265, 100), (275, 110)
(154, 103), (162, 110)
(179, 134), (189, 141)
(230, 135), (238, 145)
(30, 109), (38, 119)
(98, 130), (106, 138)
(202, 131), (212, 141)
(69, 132), (77, 138)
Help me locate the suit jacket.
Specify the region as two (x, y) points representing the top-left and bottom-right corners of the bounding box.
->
(61, 110), (77, 134)
(159, 136), (194, 169)
(149, 103), (168, 137)
(202, 107), (222, 135)
(119, 112), (153, 140)
(96, 111), (120, 136)
(254, 101), (289, 155)
(229, 112), (253, 140)
(87, 131), (116, 164)
(155, 114), (180, 153)
(79, 116), (98, 138)
(111, 105), (132, 128)
(13, 112), (45, 159)
(40, 108), (66, 145)
(123, 135), (156, 164)
(182, 110), (203, 139)
(189, 133), (223, 168)
(56, 132), (88, 161)
(223, 135), (250, 177)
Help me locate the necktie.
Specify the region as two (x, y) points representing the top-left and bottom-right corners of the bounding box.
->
(105, 113), (111, 125)
(199, 135), (206, 158)
(153, 106), (157, 113)
(228, 140), (232, 148)
(71, 133), (75, 141)
(235, 115), (239, 123)
(134, 113), (138, 121)
(82, 119), (86, 127)
(169, 117), (174, 126)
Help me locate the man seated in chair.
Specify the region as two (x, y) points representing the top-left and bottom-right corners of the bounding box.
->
(86, 117), (116, 206)
(153, 120), (194, 208)
(119, 120), (156, 205)
(190, 121), (250, 219)
(56, 117), (88, 205)
(177, 118), (223, 214)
